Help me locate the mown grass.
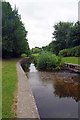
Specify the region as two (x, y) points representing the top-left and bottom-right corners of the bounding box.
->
(62, 57), (80, 65)
(0, 60), (2, 119)
(2, 59), (18, 118)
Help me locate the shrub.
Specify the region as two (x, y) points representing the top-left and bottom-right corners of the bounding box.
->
(32, 54), (39, 66)
(21, 53), (27, 58)
(59, 46), (80, 57)
(37, 51), (62, 71)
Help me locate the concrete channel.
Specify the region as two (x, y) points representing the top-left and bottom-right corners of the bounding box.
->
(16, 57), (80, 118)
(16, 58), (40, 118)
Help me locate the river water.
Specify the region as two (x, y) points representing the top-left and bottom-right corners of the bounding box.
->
(27, 63), (80, 118)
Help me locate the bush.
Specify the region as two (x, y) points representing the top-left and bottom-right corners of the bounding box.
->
(36, 51), (62, 71)
(59, 46), (80, 57)
(32, 54), (39, 66)
(21, 53), (27, 58)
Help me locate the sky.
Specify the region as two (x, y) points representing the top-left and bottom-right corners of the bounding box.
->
(6, 0), (79, 49)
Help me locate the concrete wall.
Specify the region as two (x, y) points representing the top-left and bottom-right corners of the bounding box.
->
(64, 63), (80, 73)
(16, 58), (40, 118)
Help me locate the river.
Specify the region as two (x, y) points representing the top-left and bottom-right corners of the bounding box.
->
(27, 63), (80, 118)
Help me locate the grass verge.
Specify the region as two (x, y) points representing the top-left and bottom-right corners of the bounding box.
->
(62, 57), (80, 65)
(0, 60), (2, 119)
(2, 59), (18, 118)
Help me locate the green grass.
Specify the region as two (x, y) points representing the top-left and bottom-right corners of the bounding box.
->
(0, 60), (2, 119)
(2, 59), (18, 118)
(62, 57), (80, 65)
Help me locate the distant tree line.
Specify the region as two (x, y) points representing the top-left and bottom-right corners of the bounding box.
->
(31, 47), (42, 54)
(42, 21), (80, 55)
(2, 2), (30, 58)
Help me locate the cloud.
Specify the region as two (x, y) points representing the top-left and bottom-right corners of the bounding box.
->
(6, 0), (79, 48)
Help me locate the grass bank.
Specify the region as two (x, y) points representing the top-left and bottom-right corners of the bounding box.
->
(0, 60), (2, 119)
(62, 57), (80, 65)
(2, 59), (18, 118)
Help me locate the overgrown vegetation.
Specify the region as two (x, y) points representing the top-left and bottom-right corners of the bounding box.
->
(59, 46), (80, 57)
(32, 53), (39, 66)
(31, 47), (42, 54)
(33, 51), (63, 71)
(2, 59), (18, 118)
(2, 2), (30, 58)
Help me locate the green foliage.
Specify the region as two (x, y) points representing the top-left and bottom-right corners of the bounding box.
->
(69, 22), (80, 47)
(21, 53), (27, 58)
(31, 47), (42, 54)
(36, 51), (63, 71)
(41, 43), (55, 53)
(59, 46), (80, 57)
(52, 22), (73, 54)
(43, 21), (80, 55)
(2, 2), (30, 58)
(32, 53), (39, 66)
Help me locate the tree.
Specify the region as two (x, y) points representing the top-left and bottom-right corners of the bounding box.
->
(2, 2), (30, 58)
(43, 21), (80, 55)
(31, 47), (42, 54)
(52, 22), (73, 54)
(69, 21), (80, 47)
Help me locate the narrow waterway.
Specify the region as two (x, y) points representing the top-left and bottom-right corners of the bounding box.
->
(27, 63), (80, 118)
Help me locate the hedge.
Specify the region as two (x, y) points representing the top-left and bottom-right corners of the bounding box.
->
(59, 46), (80, 57)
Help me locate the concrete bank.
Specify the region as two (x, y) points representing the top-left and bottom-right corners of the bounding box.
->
(16, 58), (40, 118)
(64, 63), (80, 73)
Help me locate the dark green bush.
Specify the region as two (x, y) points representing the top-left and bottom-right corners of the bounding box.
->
(59, 46), (80, 57)
(36, 51), (63, 71)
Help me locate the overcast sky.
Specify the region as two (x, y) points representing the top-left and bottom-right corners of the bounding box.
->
(6, 0), (79, 49)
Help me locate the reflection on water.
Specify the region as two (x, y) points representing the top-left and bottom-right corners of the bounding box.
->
(39, 71), (80, 102)
(27, 63), (80, 118)
(29, 63), (38, 72)
(54, 78), (80, 102)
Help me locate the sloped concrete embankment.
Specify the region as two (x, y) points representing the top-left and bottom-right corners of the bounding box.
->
(16, 58), (40, 118)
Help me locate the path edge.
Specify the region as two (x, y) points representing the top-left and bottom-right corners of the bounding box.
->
(16, 58), (40, 119)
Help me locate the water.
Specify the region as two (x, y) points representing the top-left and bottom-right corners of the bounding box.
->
(27, 63), (80, 118)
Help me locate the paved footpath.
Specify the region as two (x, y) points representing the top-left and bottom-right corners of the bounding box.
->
(16, 62), (40, 118)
